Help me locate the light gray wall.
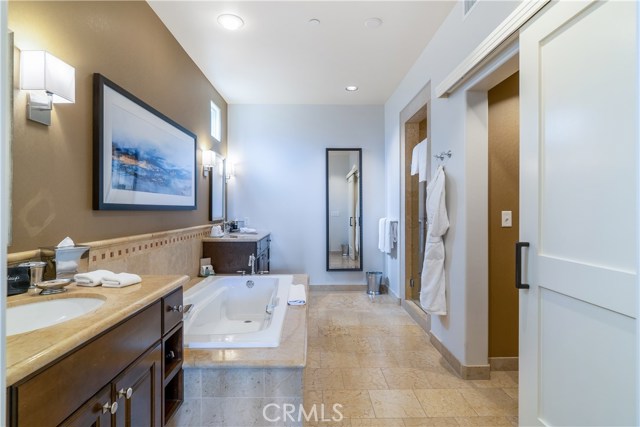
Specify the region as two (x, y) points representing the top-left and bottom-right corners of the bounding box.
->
(227, 105), (384, 285)
(384, 0), (520, 366)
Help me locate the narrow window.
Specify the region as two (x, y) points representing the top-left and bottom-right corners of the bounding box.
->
(464, 0), (478, 16)
(210, 101), (221, 142)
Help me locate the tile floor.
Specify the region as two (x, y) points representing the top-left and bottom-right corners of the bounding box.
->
(304, 292), (518, 427)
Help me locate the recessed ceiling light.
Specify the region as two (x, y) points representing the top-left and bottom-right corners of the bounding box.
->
(345, 86), (359, 92)
(218, 14), (244, 31)
(364, 17), (383, 28)
(308, 18), (321, 25)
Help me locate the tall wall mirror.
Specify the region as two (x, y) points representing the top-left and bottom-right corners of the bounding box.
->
(326, 148), (362, 271)
(209, 155), (226, 221)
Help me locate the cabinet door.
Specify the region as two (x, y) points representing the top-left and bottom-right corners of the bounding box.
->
(59, 385), (113, 427)
(113, 344), (162, 427)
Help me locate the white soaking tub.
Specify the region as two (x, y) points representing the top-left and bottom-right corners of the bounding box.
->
(183, 275), (292, 348)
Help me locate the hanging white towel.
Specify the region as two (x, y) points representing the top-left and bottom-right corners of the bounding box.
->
(410, 139), (429, 182)
(378, 218), (387, 252)
(383, 219), (393, 253)
(420, 165), (449, 315)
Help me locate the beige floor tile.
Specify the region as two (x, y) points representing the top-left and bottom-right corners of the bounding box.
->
(506, 416), (518, 426)
(324, 390), (376, 419)
(402, 417), (459, 426)
(334, 336), (381, 353)
(304, 368), (344, 391)
(424, 369), (472, 389)
(390, 350), (442, 369)
(341, 368), (388, 390)
(320, 351), (361, 368)
(309, 336), (337, 352)
(413, 389), (476, 417)
(304, 418), (352, 427)
(369, 389), (426, 418)
(470, 372), (518, 389)
(304, 390), (323, 408)
(458, 389), (518, 417)
(306, 351), (321, 368)
(455, 416), (515, 426)
(377, 335), (433, 352)
(355, 352), (400, 368)
(504, 371), (518, 384)
(319, 325), (352, 337)
(381, 367), (433, 389)
(502, 388), (518, 400)
(350, 418), (405, 426)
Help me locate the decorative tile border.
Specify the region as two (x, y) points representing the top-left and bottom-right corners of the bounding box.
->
(7, 225), (211, 274)
(86, 225), (210, 265)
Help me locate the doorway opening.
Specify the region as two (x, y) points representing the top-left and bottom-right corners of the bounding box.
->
(404, 106), (428, 304)
(487, 71), (520, 369)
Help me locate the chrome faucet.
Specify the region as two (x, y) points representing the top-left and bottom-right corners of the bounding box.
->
(248, 253), (256, 275)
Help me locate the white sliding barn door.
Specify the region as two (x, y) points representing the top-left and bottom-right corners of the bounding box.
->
(519, 1), (638, 425)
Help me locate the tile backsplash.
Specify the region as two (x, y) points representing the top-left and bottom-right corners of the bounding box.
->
(8, 225), (211, 278)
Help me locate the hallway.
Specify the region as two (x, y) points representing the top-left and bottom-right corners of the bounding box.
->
(305, 292), (518, 426)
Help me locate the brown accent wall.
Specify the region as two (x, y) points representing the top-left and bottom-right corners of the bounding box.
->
(488, 72), (519, 358)
(8, 1), (226, 253)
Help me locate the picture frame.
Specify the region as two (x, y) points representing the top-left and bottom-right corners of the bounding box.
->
(93, 73), (197, 210)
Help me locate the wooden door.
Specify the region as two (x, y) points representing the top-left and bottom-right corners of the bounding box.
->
(113, 344), (162, 427)
(59, 385), (113, 427)
(519, 1), (638, 425)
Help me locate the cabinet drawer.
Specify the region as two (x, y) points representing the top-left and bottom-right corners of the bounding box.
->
(162, 287), (183, 334)
(12, 302), (161, 427)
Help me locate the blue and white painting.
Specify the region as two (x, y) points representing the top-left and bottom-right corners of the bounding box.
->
(110, 104), (193, 197)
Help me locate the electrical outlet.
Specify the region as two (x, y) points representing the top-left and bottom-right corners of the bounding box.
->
(501, 211), (512, 228)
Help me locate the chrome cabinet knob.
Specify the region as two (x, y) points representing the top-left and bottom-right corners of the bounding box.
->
(118, 387), (133, 399)
(168, 304), (183, 313)
(103, 401), (118, 414)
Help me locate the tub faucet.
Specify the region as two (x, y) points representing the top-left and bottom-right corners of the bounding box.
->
(248, 253), (256, 275)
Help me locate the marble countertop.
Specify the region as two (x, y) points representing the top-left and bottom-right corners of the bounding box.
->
(183, 274), (308, 369)
(202, 231), (270, 243)
(6, 275), (188, 386)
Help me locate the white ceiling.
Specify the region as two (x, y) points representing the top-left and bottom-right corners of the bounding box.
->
(148, 1), (454, 105)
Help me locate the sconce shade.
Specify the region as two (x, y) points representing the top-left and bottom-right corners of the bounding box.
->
(202, 150), (215, 168)
(20, 51), (75, 103)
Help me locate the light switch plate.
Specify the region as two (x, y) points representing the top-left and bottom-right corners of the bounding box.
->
(501, 211), (512, 228)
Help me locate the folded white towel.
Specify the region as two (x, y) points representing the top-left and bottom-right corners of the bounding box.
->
(102, 273), (142, 288)
(74, 269), (114, 287)
(240, 227), (257, 234)
(288, 284), (306, 306)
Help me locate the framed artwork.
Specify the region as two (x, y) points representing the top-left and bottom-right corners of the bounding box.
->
(93, 73), (197, 210)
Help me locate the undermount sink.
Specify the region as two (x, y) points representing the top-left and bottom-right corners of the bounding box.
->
(7, 297), (106, 336)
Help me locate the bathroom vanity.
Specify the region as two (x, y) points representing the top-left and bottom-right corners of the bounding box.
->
(202, 232), (271, 274)
(5, 275), (187, 427)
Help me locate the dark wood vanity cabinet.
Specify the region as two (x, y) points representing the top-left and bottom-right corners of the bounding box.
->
(7, 287), (184, 427)
(203, 234), (271, 274)
(161, 287), (184, 424)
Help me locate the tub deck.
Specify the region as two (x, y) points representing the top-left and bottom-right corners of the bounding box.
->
(182, 274), (308, 369)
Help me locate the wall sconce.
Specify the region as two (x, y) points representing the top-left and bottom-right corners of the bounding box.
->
(202, 150), (215, 177)
(226, 163), (236, 182)
(20, 50), (75, 126)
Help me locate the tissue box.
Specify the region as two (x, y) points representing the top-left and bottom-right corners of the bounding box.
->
(40, 246), (90, 280)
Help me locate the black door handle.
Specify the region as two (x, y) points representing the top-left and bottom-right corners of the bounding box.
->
(515, 242), (530, 289)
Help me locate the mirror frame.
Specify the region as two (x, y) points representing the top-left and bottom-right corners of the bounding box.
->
(209, 155), (226, 222)
(325, 148), (363, 271)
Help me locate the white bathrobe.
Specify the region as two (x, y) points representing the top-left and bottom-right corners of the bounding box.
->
(420, 165), (449, 315)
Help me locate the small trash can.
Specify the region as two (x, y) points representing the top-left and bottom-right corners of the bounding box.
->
(341, 244), (349, 257)
(366, 271), (383, 295)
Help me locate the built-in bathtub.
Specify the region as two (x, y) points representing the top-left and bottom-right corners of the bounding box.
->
(183, 274), (292, 348)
